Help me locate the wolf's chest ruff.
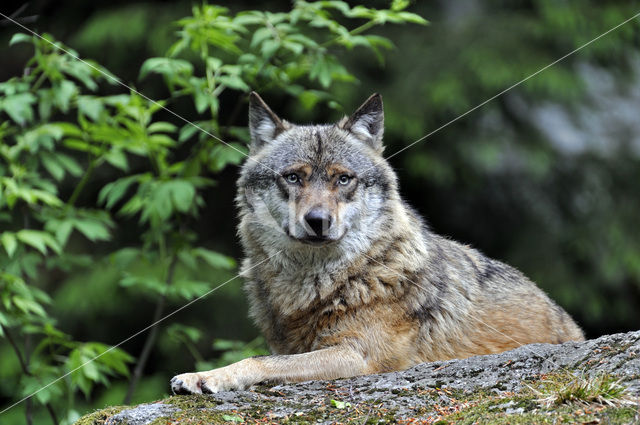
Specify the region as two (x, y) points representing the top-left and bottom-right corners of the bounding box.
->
(244, 254), (411, 354)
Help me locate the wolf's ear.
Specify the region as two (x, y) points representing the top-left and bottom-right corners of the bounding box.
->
(249, 92), (287, 153)
(338, 93), (384, 152)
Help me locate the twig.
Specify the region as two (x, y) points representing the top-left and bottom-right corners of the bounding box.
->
(123, 255), (178, 404)
(67, 157), (96, 206)
(1, 325), (59, 425)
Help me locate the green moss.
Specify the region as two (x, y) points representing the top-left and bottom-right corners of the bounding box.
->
(75, 372), (638, 425)
(164, 394), (224, 409)
(146, 410), (229, 425)
(600, 407), (640, 423)
(405, 372), (638, 425)
(441, 402), (637, 425)
(277, 403), (400, 425)
(74, 406), (127, 425)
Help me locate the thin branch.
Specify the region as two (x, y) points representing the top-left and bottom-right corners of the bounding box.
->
(2, 325), (29, 373)
(1, 325), (59, 425)
(123, 255), (178, 404)
(67, 157), (96, 206)
(321, 19), (380, 48)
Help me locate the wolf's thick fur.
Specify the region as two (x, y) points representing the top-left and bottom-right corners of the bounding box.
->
(170, 93), (584, 394)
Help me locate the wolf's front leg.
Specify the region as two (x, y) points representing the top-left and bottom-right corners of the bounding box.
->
(170, 345), (367, 394)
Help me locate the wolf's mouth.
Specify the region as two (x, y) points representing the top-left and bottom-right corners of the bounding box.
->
(298, 235), (335, 245)
(285, 232), (344, 246)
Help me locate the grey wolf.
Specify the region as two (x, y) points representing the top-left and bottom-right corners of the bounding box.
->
(170, 92), (584, 394)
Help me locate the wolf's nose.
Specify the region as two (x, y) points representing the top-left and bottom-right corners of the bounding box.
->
(304, 208), (332, 237)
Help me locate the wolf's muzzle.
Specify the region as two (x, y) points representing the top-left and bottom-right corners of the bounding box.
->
(304, 207), (332, 237)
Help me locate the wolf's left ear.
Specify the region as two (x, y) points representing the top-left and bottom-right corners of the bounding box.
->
(249, 92), (287, 153)
(338, 93), (384, 152)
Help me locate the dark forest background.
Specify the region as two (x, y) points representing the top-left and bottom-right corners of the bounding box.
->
(1, 1), (639, 423)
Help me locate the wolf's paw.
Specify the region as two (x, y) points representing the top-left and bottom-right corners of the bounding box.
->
(170, 372), (204, 395)
(170, 368), (248, 394)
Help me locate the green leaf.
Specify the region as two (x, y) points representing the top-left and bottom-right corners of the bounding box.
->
(139, 57), (193, 80)
(21, 374), (64, 405)
(104, 149), (129, 171)
(12, 296), (46, 317)
(110, 247), (141, 268)
(168, 180), (196, 213)
(56, 153), (83, 177)
(208, 143), (247, 172)
(98, 175), (140, 209)
(1, 233), (17, 257)
(167, 280), (210, 300)
(309, 54), (355, 88)
(77, 96), (104, 121)
(193, 248), (236, 270)
(94, 344), (133, 376)
(261, 39), (280, 58)
(31, 189), (63, 207)
(50, 122), (83, 138)
(66, 348), (94, 397)
(233, 12), (264, 27)
(251, 27), (272, 48)
(62, 60), (98, 91)
(53, 220), (74, 246)
(330, 399), (351, 409)
(38, 90), (54, 121)
(16, 230), (61, 255)
(74, 219), (111, 242)
(63, 138), (101, 155)
(217, 74), (250, 92)
(283, 40), (304, 55)
(193, 88), (210, 114)
(395, 11), (428, 25)
(167, 324), (202, 344)
(310, 56), (332, 88)
(40, 152), (66, 181)
(52, 80), (78, 112)
(147, 122), (177, 134)
(20, 124), (64, 152)
(119, 195), (144, 217)
(65, 410), (81, 425)
(212, 339), (243, 351)
(299, 90), (329, 110)
(83, 359), (100, 381)
(178, 250), (198, 270)
(120, 274), (167, 295)
(206, 57), (223, 71)
(179, 124), (200, 142)
(222, 415), (244, 423)
(391, 0), (410, 11)
(0, 93), (36, 126)
(9, 33), (32, 46)
(16, 230), (48, 254)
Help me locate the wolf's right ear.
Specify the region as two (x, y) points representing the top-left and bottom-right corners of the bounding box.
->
(249, 92), (287, 153)
(338, 93), (384, 152)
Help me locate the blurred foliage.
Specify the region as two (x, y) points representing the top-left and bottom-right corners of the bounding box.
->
(0, 1), (425, 423)
(355, 0), (640, 338)
(1, 0), (640, 423)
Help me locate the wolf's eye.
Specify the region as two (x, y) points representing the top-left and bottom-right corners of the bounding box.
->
(285, 173), (299, 184)
(337, 175), (352, 185)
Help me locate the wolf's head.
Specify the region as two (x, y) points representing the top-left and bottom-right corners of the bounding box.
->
(237, 93), (399, 257)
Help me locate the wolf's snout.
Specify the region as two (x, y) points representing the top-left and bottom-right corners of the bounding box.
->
(304, 208), (332, 237)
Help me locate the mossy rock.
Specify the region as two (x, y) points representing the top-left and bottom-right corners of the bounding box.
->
(78, 331), (640, 424)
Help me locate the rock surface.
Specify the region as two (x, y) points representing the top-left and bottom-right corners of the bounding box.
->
(78, 331), (640, 424)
